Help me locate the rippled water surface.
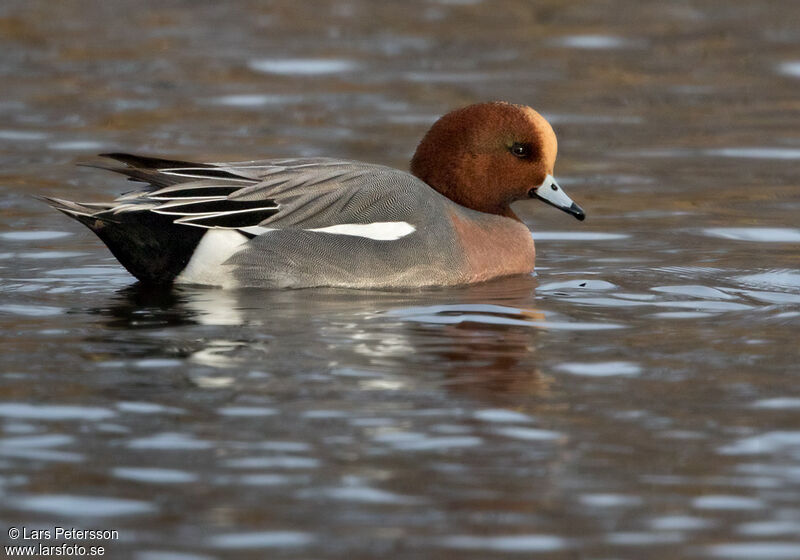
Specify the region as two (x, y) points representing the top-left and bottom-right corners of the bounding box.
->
(2, 1), (800, 558)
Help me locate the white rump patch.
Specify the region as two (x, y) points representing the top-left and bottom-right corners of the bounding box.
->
(308, 221), (416, 241)
(175, 229), (249, 288)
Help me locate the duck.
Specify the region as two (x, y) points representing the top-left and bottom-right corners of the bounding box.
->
(45, 101), (585, 289)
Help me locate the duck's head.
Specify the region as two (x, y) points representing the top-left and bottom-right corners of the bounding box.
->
(410, 101), (585, 221)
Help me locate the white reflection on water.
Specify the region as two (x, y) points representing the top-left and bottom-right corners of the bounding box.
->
(0, 404), (115, 421)
(705, 147), (800, 160)
(556, 361), (641, 377)
(0, 434), (73, 448)
(299, 484), (423, 504)
(652, 311), (712, 319)
(208, 531), (315, 549)
(0, 304), (64, 317)
(116, 402), (186, 415)
(739, 290), (800, 304)
(183, 290), (247, 326)
(224, 456), (319, 469)
(648, 515), (716, 531)
(706, 542), (800, 559)
(217, 406), (278, 417)
(550, 34), (639, 49)
(472, 409), (534, 423)
(607, 531), (683, 545)
(437, 534), (568, 552)
(652, 285), (736, 300)
(537, 279), (617, 291)
(719, 432), (800, 455)
(752, 398), (800, 410)
(533, 231), (630, 241)
(0, 434), (82, 463)
(127, 433), (214, 451)
(13, 494), (156, 516)
(372, 431), (483, 451)
(48, 140), (107, 151)
(692, 495), (764, 510)
(209, 94), (301, 107)
(736, 270), (800, 290)
(112, 467), (198, 484)
(0, 447), (84, 463)
(233, 474), (296, 486)
(391, 303), (624, 330)
(0, 130), (49, 141)
(19, 251), (87, 259)
(134, 358), (182, 369)
(580, 493), (642, 507)
(492, 426), (562, 441)
(652, 300), (753, 311)
(737, 520), (800, 536)
(190, 340), (249, 368)
(705, 228), (800, 242)
(778, 61), (800, 78)
(248, 58), (358, 75)
(0, 230), (71, 241)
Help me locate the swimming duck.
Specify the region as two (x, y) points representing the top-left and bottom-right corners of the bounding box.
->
(45, 101), (585, 288)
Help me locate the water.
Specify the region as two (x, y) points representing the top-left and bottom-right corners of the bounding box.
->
(1, 1), (799, 558)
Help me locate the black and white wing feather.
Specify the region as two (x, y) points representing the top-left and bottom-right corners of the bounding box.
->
(77, 153), (427, 235)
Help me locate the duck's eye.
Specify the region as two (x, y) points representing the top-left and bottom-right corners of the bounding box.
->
(510, 142), (532, 159)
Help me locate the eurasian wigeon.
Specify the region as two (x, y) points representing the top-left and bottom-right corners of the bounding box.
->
(45, 101), (585, 289)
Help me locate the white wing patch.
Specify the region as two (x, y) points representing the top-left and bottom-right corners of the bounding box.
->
(308, 221), (415, 240)
(175, 229), (249, 288)
(238, 222), (416, 241)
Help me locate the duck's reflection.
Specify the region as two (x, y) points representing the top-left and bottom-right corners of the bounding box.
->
(92, 274), (549, 398)
(96, 283), (196, 329)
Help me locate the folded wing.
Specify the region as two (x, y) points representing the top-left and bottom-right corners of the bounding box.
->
(91, 153), (425, 235)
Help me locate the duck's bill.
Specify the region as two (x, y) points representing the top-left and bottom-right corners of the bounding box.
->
(530, 175), (586, 221)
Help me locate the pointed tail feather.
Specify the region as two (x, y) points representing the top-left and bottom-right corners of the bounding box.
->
(41, 195), (204, 285)
(40, 152), (256, 285)
(38, 196), (119, 226)
(79, 154), (253, 189)
(98, 152), (213, 170)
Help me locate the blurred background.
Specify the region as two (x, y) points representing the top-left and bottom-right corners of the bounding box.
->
(1, 1), (799, 559)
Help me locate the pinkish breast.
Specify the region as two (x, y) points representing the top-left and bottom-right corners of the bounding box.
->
(449, 210), (535, 283)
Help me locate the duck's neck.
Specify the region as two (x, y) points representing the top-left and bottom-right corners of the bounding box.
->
(411, 169), (521, 222)
(410, 155), (522, 222)
(500, 207), (521, 222)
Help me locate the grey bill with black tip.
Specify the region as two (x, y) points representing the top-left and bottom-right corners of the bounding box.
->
(530, 174), (586, 221)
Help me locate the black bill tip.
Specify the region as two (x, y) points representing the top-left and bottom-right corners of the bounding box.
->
(569, 203), (586, 221)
